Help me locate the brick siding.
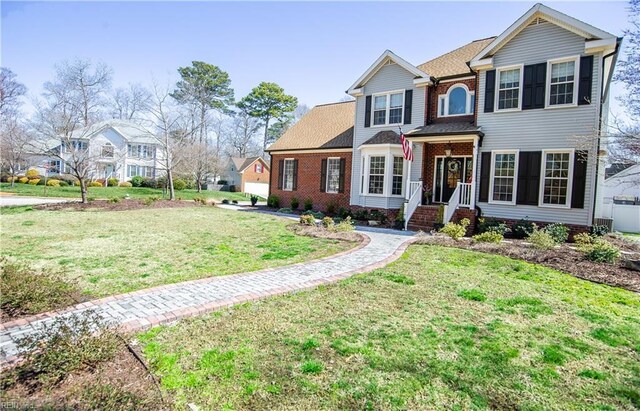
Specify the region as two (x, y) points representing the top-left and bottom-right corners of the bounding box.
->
(425, 78), (478, 125)
(422, 142), (474, 191)
(241, 159), (270, 192)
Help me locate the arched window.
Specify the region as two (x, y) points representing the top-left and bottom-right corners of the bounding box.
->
(438, 84), (475, 117)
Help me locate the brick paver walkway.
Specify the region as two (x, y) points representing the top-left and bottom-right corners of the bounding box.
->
(0, 228), (415, 365)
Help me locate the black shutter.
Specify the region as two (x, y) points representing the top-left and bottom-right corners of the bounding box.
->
(320, 159), (327, 192)
(277, 159), (284, 190)
(364, 95), (372, 127)
(484, 70), (496, 113)
(404, 89), (413, 124)
(292, 159), (298, 191)
(522, 63), (546, 110)
(479, 152), (491, 202)
(578, 56), (593, 105)
(571, 151), (588, 208)
(338, 158), (346, 193)
(516, 151), (541, 205)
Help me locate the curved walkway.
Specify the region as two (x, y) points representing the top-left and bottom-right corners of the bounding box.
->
(0, 228), (415, 364)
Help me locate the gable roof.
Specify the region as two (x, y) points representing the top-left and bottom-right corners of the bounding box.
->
(70, 119), (156, 144)
(418, 37), (496, 79)
(605, 163), (639, 180)
(347, 50), (431, 95)
(470, 3), (617, 68)
(230, 157), (269, 173)
(266, 101), (355, 152)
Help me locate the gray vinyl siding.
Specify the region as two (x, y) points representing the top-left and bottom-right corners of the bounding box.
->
(350, 62), (425, 209)
(476, 21), (603, 226)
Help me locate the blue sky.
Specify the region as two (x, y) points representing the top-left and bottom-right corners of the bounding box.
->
(0, 1), (631, 115)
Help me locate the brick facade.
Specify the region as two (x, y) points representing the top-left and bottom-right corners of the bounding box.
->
(422, 142), (474, 192)
(270, 152), (352, 212)
(425, 78), (477, 125)
(407, 205), (477, 235)
(241, 158), (270, 192)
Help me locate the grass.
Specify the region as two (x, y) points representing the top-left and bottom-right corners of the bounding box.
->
(139, 245), (640, 410)
(0, 183), (252, 202)
(0, 207), (352, 297)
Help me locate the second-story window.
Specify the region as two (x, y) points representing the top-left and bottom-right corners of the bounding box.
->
(128, 144), (155, 159)
(497, 67), (521, 110)
(548, 58), (577, 106)
(438, 85), (476, 117)
(63, 140), (88, 153)
(101, 144), (114, 158)
(372, 91), (404, 126)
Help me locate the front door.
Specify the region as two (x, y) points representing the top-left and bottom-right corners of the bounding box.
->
(434, 157), (473, 203)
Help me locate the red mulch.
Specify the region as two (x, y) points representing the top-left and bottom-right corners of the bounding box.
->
(35, 199), (201, 212)
(416, 234), (640, 293)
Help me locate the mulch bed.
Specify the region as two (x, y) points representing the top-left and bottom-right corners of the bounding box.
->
(35, 199), (200, 212)
(416, 234), (640, 293)
(289, 224), (364, 243)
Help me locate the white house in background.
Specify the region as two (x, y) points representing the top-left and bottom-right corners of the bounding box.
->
(599, 163), (640, 233)
(37, 120), (164, 182)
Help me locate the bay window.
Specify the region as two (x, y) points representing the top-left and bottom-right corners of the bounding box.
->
(368, 156), (385, 194)
(360, 150), (406, 197)
(392, 156), (403, 195)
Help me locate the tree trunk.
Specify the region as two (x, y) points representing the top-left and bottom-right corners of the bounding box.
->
(10, 172), (15, 187)
(197, 180), (202, 193)
(167, 169), (175, 201)
(80, 179), (88, 203)
(263, 117), (270, 150)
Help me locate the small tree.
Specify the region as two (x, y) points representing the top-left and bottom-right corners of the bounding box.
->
(178, 142), (220, 192)
(0, 67), (27, 118)
(0, 118), (30, 186)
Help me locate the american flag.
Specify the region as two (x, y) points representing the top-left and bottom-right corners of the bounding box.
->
(399, 128), (413, 161)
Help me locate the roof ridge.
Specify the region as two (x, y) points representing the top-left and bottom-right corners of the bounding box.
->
(315, 100), (356, 108)
(418, 37), (495, 67)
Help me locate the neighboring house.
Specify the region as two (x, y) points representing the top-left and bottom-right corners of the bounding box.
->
(267, 3), (620, 234)
(219, 157), (270, 197)
(33, 120), (162, 182)
(598, 163), (640, 233)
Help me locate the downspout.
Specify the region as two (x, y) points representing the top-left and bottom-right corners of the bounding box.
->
(592, 38), (622, 224)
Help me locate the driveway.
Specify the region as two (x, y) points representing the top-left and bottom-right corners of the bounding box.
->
(0, 195), (72, 207)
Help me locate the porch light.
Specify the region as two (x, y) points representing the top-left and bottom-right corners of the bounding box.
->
(444, 142), (452, 158)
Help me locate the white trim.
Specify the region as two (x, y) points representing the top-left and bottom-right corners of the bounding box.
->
(538, 149), (574, 209)
(495, 64), (524, 112)
(432, 155), (473, 204)
(488, 150), (519, 205)
(282, 158), (295, 191)
(470, 57), (494, 70)
(437, 83), (476, 117)
(269, 148), (352, 155)
(404, 135), (478, 143)
(347, 50), (430, 95)
(325, 157), (341, 194)
(545, 55), (580, 109)
(585, 38), (617, 54)
(371, 89), (405, 127)
(413, 78), (431, 87)
(439, 76), (476, 83)
(359, 146), (406, 197)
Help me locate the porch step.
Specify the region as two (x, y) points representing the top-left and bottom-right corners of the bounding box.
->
(407, 205), (441, 232)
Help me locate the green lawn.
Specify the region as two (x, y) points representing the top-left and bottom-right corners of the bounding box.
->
(140, 245), (640, 410)
(0, 183), (252, 202)
(0, 207), (352, 297)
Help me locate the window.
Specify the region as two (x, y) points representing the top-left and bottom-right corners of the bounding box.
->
(368, 156), (385, 194)
(48, 160), (61, 174)
(372, 91), (404, 126)
(548, 58), (578, 106)
(255, 163), (263, 173)
(490, 151), (518, 204)
(63, 140), (87, 153)
(282, 159), (294, 191)
(128, 144), (154, 159)
(497, 67), (521, 110)
(438, 85), (475, 117)
(127, 165), (154, 178)
(326, 158), (341, 193)
(541, 151), (572, 206)
(101, 144), (114, 158)
(392, 156), (404, 195)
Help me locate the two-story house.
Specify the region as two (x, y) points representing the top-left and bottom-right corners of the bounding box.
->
(266, 3), (619, 233)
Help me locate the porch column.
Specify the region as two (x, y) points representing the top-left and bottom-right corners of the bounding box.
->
(470, 136), (479, 209)
(405, 142), (413, 201)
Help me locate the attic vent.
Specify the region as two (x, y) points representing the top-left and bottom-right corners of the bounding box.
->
(384, 59), (396, 66)
(528, 17), (547, 26)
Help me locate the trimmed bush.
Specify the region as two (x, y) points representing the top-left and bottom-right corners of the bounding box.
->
(322, 216), (335, 228)
(221, 199), (230, 204)
(329, 216), (355, 232)
(589, 225), (609, 237)
(28, 179), (40, 185)
(477, 217), (510, 235)
(473, 231), (504, 243)
(527, 228), (556, 249)
(326, 202), (337, 215)
(36, 178), (47, 186)
(303, 198), (313, 211)
(25, 169), (39, 178)
(370, 210), (387, 224)
(352, 209), (369, 221)
(107, 178), (119, 187)
(172, 179), (186, 191)
(217, 179), (228, 185)
(338, 207), (352, 219)
(300, 214), (316, 226)
(512, 218), (536, 239)
(46, 179), (61, 187)
(88, 181), (103, 187)
(303, 210), (325, 219)
(267, 195), (280, 208)
(250, 195), (259, 206)
(439, 218), (470, 241)
(583, 239), (620, 263)
(544, 223), (569, 244)
(58, 180), (69, 187)
(18, 177), (29, 184)
(130, 175), (145, 187)
(277, 207), (293, 214)
(119, 182), (133, 187)
(573, 232), (593, 246)
(290, 197), (300, 210)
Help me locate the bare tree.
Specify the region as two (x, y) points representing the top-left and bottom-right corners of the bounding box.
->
(227, 109), (261, 158)
(109, 83), (151, 120)
(178, 142), (220, 192)
(0, 118), (30, 186)
(0, 67), (27, 117)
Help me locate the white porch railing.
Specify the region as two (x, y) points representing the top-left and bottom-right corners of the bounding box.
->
(443, 182), (472, 223)
(404, 181), (423, 230)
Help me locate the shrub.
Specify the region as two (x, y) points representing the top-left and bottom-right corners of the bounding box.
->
(330, 216), (355, 232)
(544, 223), (569, 244)
(96, 178), (107, 186)
(527, 228), (556, 249)
(300, 214), (316, 226)
(119, 182), (132, 187)
(583, 239), (620, 263)
(130, 175), (145, 187)
(303, 210), (325, 219)
(5, 176), (17, 183)
(435, 204), (444, 224)
(25, 169), (39, 178)
(217, 179), (228, 185)
(46, 179), (61, 187)
(141, 178), (159, 189)
(267, 195), (280, 208)
(221, 199), (230, 204)
(352, 209), (369, 221)
(477, 217), (510, 235)
(58, 181), (69, 187)
(512, 218), (536, 239)
(589, 225), (609, 237)
(473, 231), (503, 243)
(108, 197), (121, 203)
(277, 207), (293, 214)
(193, 196), (207, 205)
(143, 196), (159, 206)
(439, 218), (470, 241)
(18, 177), (29, 184)
(0, 259), (79, 317)
(36, 178), (47, 185)
(107, 178), (119, 187)
(250, 195), (259, 206)
(322, 216), (335, 228)
(28, 179), (40, 185)
(337, 207), (352, 219)
(326, 202), (337, 215)
(88, 181), (103, 187)
(370, 210), (387, 224)
(303, 198), (313, 211)
(573, 232), (593, 246)
(228, 185), (236, 193)
(290, 197), (300, 210)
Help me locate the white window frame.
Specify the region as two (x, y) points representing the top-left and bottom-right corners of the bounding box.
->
(255, 162), (263, 173)
(101, 143), (114, 158)
(431, 155), (473, 203)
(391, 155), (404, 196)
(367, 155), (386, 195)
(282, 158), (295, 191)
(371, 89), (405, 127)
(438, 84), (476, 117)
(538, 149), (574, 209)
(360, 146), (406, 197)
(325, 157), (341, 194)
(488, 150), (519, 205)
(495, 64), (524, 112)
(545, 56), (580, 109)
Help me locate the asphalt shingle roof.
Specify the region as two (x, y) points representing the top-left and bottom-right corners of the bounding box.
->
(418, 37), (496, 79)
(405, 122), (483, 137)
(361, 130), (401, 146)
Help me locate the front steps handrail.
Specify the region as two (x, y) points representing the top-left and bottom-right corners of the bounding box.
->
(404, 181), (423, 230)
